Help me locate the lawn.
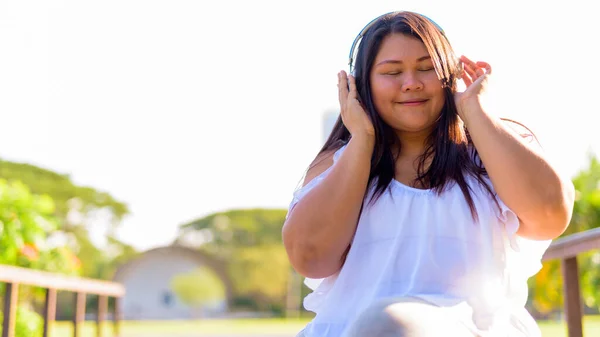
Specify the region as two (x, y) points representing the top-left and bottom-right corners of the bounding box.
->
(51, 318), (308, 336)
(49, 316), (600, 336)
(539, 315), (600, 336)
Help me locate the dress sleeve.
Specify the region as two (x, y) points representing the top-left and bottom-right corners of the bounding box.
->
(496, 197), (552, 278)
(495, 119), (552, 277)
(286, 145), (347, 217)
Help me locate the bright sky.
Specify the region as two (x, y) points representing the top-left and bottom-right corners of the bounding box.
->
(1, 0), (598, 251)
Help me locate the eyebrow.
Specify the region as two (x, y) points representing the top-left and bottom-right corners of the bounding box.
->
(375, 55), (431, 67)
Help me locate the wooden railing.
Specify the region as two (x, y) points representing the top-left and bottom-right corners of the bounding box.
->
(542, 227), (600, 337)
(0, 264), (125, 337)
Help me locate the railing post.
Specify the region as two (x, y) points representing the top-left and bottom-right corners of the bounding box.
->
(562, 257), (584, 337)
(97, 295), (107, 337)
(43, 288), (57, 337)
(2, 282), (19, 337)
(113, 297), (122, 337)
(73, 292), (86, 337)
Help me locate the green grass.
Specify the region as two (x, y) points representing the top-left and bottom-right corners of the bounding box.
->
(51, 318), (309, 336)
(48, 316), (600, 336)
(539, 315), (600, 336)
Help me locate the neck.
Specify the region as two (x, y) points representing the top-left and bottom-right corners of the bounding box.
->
(395, 129), (432, 159)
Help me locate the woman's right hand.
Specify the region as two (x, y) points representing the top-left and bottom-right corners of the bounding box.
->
(338, 71), (375, 139)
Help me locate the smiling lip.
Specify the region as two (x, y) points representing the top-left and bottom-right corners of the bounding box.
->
(398, 99), (428, 106)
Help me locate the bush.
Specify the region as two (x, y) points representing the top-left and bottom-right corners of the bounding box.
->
(0, 305), (44, 337)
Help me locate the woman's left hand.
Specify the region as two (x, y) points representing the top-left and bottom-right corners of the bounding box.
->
(454, 55), (492, 121)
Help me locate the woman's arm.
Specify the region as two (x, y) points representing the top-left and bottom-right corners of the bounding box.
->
(282, 135), (373, 279)
(282, 72), (376, 278)
(457, 56), (574, 240)
(463, 109), (574, 240)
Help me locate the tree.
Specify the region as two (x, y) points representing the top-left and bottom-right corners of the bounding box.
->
(170, 267), (226, 316)
(0, 158), (133, 279)
(0, 158), (136, 319)
(0, 159), (128, 223)
(227, 244), (290, 305)
(177, 208), (291, 312)
(0, 179), (78, 274)
(0, 179), (81, 322)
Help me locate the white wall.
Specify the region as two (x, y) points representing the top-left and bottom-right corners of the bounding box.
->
(119, 250), (225, 320)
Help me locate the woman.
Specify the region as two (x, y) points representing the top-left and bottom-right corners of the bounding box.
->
(282, 11), (574, 337)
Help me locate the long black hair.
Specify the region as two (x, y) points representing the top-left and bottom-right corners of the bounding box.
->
(318, 11), (499, 220)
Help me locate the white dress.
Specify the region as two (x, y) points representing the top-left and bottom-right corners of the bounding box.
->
(287, 145), (551, 337)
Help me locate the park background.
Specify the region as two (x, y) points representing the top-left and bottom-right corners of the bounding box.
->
(1, 0), (599, 336)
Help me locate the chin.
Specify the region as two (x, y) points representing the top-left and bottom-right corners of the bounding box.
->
(390, 119), (436, 133)
(397, 126), (432, 134)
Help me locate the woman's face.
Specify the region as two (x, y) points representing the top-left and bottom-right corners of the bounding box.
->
(369, 33), (446, 134)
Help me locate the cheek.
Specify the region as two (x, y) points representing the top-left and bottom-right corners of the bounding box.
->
(424, 75), (444, 92)
(433, 97), (446, 116)
(371, 77), (400, 101)
(424, 79), (445, 107)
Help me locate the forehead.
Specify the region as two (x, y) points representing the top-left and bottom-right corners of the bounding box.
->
(374, 33), (430, 62)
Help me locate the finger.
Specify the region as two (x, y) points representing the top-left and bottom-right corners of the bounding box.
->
(461, 71), (473, 87)
(463, 56), (490, 77)
(463, 62), (477, 81)
(338, 71), (349, 109)
(475, 61), (492, 75)
(461, 56), (485, 77)
(460, 55), (477, 69)
(347, 74), (358, 100)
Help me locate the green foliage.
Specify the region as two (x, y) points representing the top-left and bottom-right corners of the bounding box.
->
(181, 208), (287, 257)
(104, 235), (140, 277)
(580, 251), (600, 310)
(0, 159), (128, 221)
(170, 267), (226, 307)
(568, 155), (600, 235)
(0, 179), (78, 275)
(0, 157), (135, 283)
(179, 208), (290, 311)
(68, 226), (139, 280)
(0, 157), (138, 321)
(228, 244), (290, 301)
(528, 258), (563, 315)
(0, 306), (44, 337)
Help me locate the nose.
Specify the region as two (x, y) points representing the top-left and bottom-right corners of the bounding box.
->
(400, 72), (424, 92)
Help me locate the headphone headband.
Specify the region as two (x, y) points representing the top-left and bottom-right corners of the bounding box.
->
(347, 11), (445, 75)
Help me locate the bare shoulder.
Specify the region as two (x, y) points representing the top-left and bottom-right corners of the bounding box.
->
(303, 148), (338, 187)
